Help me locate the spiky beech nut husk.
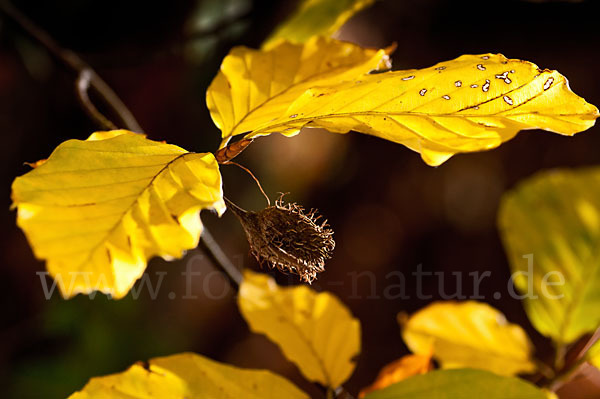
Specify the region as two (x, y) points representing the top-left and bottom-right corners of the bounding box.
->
(226, 195), (334, 283)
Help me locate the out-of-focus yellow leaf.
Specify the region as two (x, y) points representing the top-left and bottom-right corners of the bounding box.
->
(400, 301), (536, 376)
(358, 354), (432, 398)
(68, 352), (309, 399)
(499, 168), (600, 344)
(245, 53), (598, 166)
(207, 36), (391, 141)
(238, 270), (360, 388)
(362, 369), (548, 399)
(11, 130), (225, 299)
(262, 0), (374, 50)
(588, 340), (600, 370)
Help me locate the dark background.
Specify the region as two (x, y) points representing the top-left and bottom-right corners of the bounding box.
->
(1, 0), (599, 397)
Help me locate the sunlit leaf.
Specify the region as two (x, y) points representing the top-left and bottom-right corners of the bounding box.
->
(245, 53), (598, 166)
(11, 130), (225, 299)
(400, 301), (536, 376)
(68, 352), (309, 399)
(499, 167), (600, 344)
(238, 270), (360, 388)
(207, 36), (391, 141)
(358, 354), (432, 398)
(362, 369), (547, 399)
(262, 0), (375, 49)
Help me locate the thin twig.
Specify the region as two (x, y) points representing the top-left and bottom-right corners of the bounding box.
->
(575, 327), (600, 363)
(1, 0), (243, 287)
(0, 0), (143, 133)
(76, 70), (118, 130)
(199, 227), (243, 287)
(548, 326), (600, 392)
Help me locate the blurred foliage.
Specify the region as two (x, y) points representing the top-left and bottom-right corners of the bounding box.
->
(262, 0), (374, 49)
(238, 270), (360, 389)
(499, 167), (600, 345)
(10, 294), (191, 398)
(400, 301), (536, 376)
(361, 369), (548, 399)
(183, 0), (252, 65)
(69, 352), (309, 399)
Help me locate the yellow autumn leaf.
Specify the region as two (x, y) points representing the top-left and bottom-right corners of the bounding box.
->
(11, 130), (225, 299)
(262, 0), (375, 50)
(68, 352), (309, 399)
(238, 270), (361, 388)
(499, 167), (600, 344)
(400, 301), (536, 376)
(358, 354), (432, 398)
(246, 53), (598, 166)
(207, 36), (391, 142)
(588, 340), (600, 370)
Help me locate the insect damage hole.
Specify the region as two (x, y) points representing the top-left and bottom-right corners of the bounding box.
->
(544, 77), (554, 90)
(477, 64), (486, 71)
(482, 80), (490, 92)
(402, 75), (415, 81)
(455, 80), (462, 87)
(503, 95), (514, 106)
(442, 95), (451, 100)
(419, 88), (427, 96)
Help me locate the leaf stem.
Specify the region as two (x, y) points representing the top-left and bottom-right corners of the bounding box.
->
(1, 0), (243, 289)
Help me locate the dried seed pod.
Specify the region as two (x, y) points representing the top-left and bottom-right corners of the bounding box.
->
(226, 195), (334, 283)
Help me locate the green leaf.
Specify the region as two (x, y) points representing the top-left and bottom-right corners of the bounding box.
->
(499, 167), (600, 344)
(362, 369), (547, 399)
(262, 0), (375, 49)
(401, 301), (537, 376)
(238, 270), (361, 388)
(68, 352), (309, 399)
(11, 130), (225, 299)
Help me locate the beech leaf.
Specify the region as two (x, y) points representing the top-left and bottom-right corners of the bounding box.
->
(68, 352), (309, 399)
(588, 340), (600, 370)
(11, 130), (225, 299)
(207, 36), (391, 142)
(400, 301), (537, 376)
(262, 0), (375, 50)
(362, 369), (548, 399)
(499, 167), (600, 344)
(246, 53), (598, 166)
(238, 270), (360, 388)
(359, 354), (432, 398)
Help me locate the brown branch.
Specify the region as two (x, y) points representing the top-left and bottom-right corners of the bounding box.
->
(0, 0), (142, 133)
(548, 326), (600, 392)
(76, 70), (118, 130)
(1, 0), (243, 288)
(199, 226), (243, 288)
